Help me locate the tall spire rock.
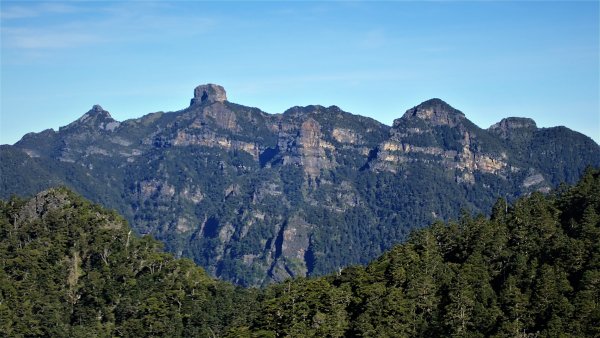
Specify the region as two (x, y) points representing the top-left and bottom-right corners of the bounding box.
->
(190, 84), (227, 106)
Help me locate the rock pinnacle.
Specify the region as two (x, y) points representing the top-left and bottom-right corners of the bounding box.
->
(190, 84), (227, 106)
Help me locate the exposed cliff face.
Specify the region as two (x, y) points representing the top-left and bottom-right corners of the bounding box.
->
(190, 83), (227, 105)
(268, 216), (313, 282)
(3, 83), (599, 286)
(373, 100), (510, 184)
(278, 117), (336, 178)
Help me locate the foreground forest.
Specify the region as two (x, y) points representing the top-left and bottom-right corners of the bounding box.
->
(1, 168), (599, 337)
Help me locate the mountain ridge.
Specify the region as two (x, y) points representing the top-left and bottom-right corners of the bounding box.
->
(11, 87), (596, 150)
(2, 83), (599, 286)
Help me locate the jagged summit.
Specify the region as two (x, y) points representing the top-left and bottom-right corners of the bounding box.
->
(190, 84), (227, 106)
(85, 104), (113, 118)
(91, 104), (105, 113)
(399, 98), (465, 127)
(60, 104), (119, 132)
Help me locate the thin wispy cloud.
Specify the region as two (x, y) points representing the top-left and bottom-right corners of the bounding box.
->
(2, 2), (217, 52)
(3, 27), (104, 49)
(1, 1), (597, 145)
(1, 2), (81, 20)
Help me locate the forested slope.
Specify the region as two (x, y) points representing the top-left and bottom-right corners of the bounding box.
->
(1, 169), (599, 337)
(0, 188), (255, 337)
(237, 168), (600, 337)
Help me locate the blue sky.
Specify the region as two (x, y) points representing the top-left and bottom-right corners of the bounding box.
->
(1, 1), (599, 144)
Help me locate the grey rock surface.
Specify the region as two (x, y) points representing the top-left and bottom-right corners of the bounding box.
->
(190, 84), (227, 105)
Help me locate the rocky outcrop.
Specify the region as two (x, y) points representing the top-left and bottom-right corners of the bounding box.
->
(197, 102), (238, 130)
(136, 179), (176, 201)
(521, 169), (551, 192)
(190, 84), (227, 105)
(489, 117), (537, 139)
(332, 128), (361, 144)
(268, 216), (313, 282)
(277, 115), (336, 178)
(61, 105), (121, 132)
(14, 188), (124, 230)
(172, 131), (260, 158)
(16, 188), (72, 225)
(298, 118), (336, 177)
(374, 100), (508, 180)
(401, 98), (465, 127)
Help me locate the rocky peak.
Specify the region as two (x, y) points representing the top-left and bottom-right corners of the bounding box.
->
(60, 105), (120, 132)
(86, 104), (113, 118)
(190, 84), (227, 106)
(91, 104), (104, 113)
(489, 117), (537, 132)
(400, 98), (465, 127)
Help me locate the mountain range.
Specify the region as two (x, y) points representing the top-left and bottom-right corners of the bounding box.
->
(1, 83), (599, 286)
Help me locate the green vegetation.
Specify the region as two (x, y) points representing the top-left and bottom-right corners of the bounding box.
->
(2, 169), (599, 336)
(0, 188), (255, 337)
(242, 168), (600, 337)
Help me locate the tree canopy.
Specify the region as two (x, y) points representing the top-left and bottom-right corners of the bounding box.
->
(1, 168), (599, 337)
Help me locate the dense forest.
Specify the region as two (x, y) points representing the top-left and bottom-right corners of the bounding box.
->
(1, 168), (599, 337)
(0, 188), (256, 337)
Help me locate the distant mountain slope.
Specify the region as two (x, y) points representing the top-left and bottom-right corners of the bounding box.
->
(1, 84), (599, 286)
